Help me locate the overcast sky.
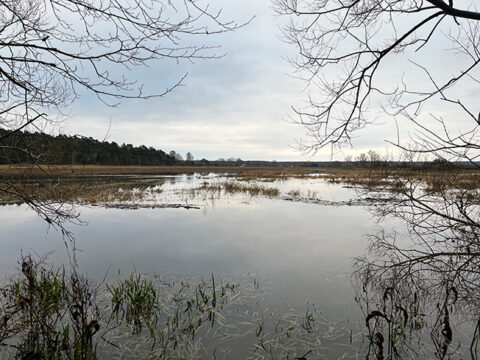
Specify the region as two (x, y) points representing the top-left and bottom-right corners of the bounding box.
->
(59, 0), (476, 161)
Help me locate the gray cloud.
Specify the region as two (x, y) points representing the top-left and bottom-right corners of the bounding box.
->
(59, 1), (477, 161)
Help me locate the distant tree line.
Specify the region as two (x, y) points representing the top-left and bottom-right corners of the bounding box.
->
(0, 130), (175, 166)
(344, 150), (459, 170)
(0, 130), (469, 169)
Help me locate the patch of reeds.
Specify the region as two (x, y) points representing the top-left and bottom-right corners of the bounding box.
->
(287, 189), (301, 198)
(107, 274), (158, 334)
(197, 181), (280, 198)
(0, 256), (99, 359)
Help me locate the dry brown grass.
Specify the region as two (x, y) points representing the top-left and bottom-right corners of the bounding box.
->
(0, 179), (158, 204)
(0, 164), (320, 177)
(318, 167), (480, 191)
(197, 181), (280, 197)
(3, 165), (480, 205)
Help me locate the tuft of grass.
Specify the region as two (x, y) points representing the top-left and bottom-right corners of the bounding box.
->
(198, 181), (280, 198)
(0, 256), (99, 360)
(107, 274), (158, 334)
(288, 189), (301, 198)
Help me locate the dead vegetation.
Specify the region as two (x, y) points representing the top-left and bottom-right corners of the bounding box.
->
(319, 168), (480, 193)
(195, 181), (280, 198)
(0, 176), (282, 208)
(0, 165), (319, 177)
(0, 178), (160, 205)
(2, 166), (480, 208)
(4, 164), (480, 191)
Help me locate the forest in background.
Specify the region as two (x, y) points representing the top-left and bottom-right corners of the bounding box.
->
(0, 130), (176, 166)
(0, 130), (471, 170)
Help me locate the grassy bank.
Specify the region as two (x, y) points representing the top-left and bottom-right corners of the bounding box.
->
(0, 164), (320, 177)
(2, 163), (479, 177)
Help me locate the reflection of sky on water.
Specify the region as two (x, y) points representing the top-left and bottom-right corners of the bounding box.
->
(91, 173), (362, 207)
(0, 175), (380, 323)
(1, 174), (476, 357)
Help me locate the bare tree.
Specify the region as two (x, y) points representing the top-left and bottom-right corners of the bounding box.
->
(1, 0), (248, 131)
(356, 152), (368, 165)
(0, 0), (249, 227)
(274, 0), (480, 160)
(349, 170), (480, 358)
(367, 150), (381, 165)
(273, 2), (480, 356)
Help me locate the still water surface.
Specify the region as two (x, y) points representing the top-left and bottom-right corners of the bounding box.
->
(0, 173), (416, 357)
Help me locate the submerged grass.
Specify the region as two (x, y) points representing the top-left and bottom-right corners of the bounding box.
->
(107, 274), (158, 334)
(0, 257), (359, 359)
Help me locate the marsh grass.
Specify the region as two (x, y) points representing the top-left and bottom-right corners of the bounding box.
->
(196, 181), (280, 198)
(0, 165), (319, 177)
(319, 168), (480, 193)
(97, 273), (245, 359)
(0, 257), (358, 359)
(107, 274), (158, 334)
(287, 189), (301, 198)
(0, 179), (162, 206)
(0, 256), (99, 360)
(5, 166), (480, 209)
(0, 257), (232, 359)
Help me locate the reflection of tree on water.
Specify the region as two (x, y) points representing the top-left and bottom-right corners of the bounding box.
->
(353, 173), (480, 359)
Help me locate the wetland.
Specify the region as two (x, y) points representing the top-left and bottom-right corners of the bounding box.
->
(0, 166), (479, 359)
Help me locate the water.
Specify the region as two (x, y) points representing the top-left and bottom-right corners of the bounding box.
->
(0, 174), (375, 305)
(0, 173), (476, 358)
